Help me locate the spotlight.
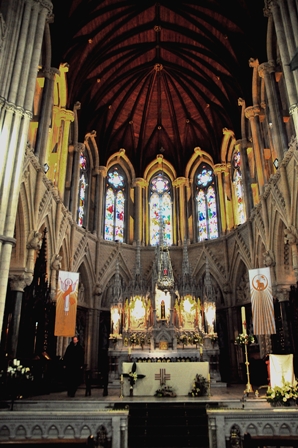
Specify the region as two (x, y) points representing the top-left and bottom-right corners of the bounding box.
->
(43, 163), (49, 173)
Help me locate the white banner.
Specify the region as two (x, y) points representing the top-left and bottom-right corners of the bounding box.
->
(54, 270), (79, 337)
(249, 267), (276, 335)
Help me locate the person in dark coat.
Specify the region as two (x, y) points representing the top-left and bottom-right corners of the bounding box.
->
(63, 336), (84, 397)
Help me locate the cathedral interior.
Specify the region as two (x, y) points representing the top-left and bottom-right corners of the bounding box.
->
(1, 0), (298, 403)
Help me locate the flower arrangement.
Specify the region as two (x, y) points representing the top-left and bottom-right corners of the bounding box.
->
(208, 333), (218, 345)
(122, 361), (145, 388)
(188, 374), (209, 397)
(0, 359), (34, 404)
(155, 384), (176, 397)
(234, 333), (255, 345)
(1, 359), (33, 381)
(179, 334), (188, 346)
(129, 333), (138, 345)
(192, 333), (203, 345)
(266, 380), (298, 406)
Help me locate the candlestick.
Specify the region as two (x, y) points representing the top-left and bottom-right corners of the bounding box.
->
(241, 306), (247, 335)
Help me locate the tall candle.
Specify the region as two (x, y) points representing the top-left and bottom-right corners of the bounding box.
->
(241, 306), (247, 335)
(200, 346), (203, 354)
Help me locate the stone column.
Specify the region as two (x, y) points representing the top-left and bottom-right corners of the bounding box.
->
(172, 177), (188, 245)
(94, 166), (107, 238)
(266, 1), (298, 135)
(120, 418), (128, 448)
(245, 106), (265, 193)
(133, 178), (147, 244)
(258, 62), (288, 160)
(214, 164), (228, 233)
(284, 226), (298, 281)
(278, 0), (298, 93)
(276, 286), (292, 353)
(0, 0), (52, 339)
(35, 67), (60, 163)
(70, 142), (85, 222)
(55, 109), (75, 200)
(9, 272), (33, 358)
(112, 416), (121, 448)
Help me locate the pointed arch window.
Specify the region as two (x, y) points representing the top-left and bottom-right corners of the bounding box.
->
(232, 150), (246, 225)
(104, 167), (126, 242)
(149, 172), (173, 246)
(77, 151), (89, 227)
(195, 164), (218, 241)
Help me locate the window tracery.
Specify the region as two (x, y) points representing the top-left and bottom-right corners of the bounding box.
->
(149, 172), (173, 246)
(195, 164), (218, 241)
(104, 167), (126, 242)
(77, 151), (88, 227)
(232, 150), (246, 225)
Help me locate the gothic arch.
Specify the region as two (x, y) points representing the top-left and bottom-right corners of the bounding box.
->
(106, 148), (135, 185)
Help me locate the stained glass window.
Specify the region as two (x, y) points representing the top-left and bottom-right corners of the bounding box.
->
(77, 151), (88, 227)
(149, 172), (173, 246)
(195, 165), (218, 241)
(232, 150), (246, 225)
(104, 168), (125, 242)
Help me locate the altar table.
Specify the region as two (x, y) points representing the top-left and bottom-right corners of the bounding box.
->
(122, 362), (209, 396)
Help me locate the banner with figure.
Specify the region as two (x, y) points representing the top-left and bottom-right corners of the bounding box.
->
(249, 267), (276, 335)
(54, 271), (80, 337)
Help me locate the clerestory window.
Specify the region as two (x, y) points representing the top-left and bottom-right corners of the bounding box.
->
(195, 164), (218, 241)
(149, 171), (173, 246)
(104, 167), (126, 242)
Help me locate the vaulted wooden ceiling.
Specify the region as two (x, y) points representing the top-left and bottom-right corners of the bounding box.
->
(51, 0), (267, 177)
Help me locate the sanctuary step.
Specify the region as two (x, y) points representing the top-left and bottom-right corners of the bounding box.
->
(122, 402), (210, 448)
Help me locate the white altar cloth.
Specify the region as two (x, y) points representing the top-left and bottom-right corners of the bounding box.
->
(269, 354), (296, 387)
(122, 362), (209, 396)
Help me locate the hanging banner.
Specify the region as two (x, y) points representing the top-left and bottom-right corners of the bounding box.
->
(249, 267), (276, 335)
(54, 270), (80, 337)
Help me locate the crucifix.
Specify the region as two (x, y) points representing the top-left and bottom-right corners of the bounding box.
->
(155, 368), (171, 386)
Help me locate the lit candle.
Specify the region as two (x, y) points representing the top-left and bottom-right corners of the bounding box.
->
(120, 374), (123, 382)
(241, 306), (247, 335)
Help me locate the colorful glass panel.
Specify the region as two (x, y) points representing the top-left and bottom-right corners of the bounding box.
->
(104, 168), (126, 241)
(206, 186), (218, 239)
(115, 190), (125, 242)
(232, 151), (246, 224)
(195, 165), (218, 241)
(196, 190), (208, 241)
(78, 152), (87, 227)
(105, 188), (115, 241)
(149, 172), (173, 246)
(108, 170), (124, 188)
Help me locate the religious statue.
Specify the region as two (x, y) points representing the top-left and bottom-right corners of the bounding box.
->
(161, 300), (166, 319)
(51, 254), (62, 271)
(27, 230), (43, 250)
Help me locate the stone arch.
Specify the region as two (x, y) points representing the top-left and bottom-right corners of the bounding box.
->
(262, 423), (274, 435)
(31, 425), (43, 439)
(0, 425), (10, 439)
(47, 424), (59, 438)
(63, 425), (76, 438)
(15, 425), (27, 439)
(246, 423), (257, 436)
(280, 423), (291, 435)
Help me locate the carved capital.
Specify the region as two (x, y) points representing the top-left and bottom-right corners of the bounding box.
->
(133, 177), (148, 188)
(10, 272), (33, 292)
(245, 105), (261, 119)
(258, 61), (275, 78)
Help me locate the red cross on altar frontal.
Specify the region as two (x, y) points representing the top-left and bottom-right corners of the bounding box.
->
(155, 368), (171, 386)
